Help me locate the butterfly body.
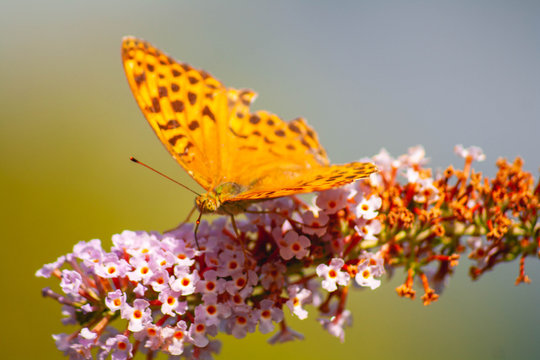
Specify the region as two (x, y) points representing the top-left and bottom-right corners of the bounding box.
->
(196, 183), (254, 215)
(122, 37), (377, 215)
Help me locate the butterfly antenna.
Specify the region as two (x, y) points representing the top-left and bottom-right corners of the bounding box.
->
(130, 157), (201, 196)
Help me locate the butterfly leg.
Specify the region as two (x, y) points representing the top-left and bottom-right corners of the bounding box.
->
(193, 210), (203, 249)
(230, 214), (240, 238)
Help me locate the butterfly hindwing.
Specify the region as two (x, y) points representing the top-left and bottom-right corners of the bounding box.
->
(224, 162), (377, 202)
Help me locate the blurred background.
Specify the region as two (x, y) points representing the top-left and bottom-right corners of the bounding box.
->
(1, 1), (539, 359)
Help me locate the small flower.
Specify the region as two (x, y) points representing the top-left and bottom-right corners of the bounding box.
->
(59, 270), (83, 296)
(399, 145), (428, 167)
(100, 334), (133, 360)
(216, 250), (245, 277)
(257, 299), (284, 334)
(161, 321), (188, 356)
(286, 285), (312, 320)
(301, 210), (329, 236)
(355, 195), (381, 220)
(169, 267), (199, 295)
(316, 258), (350, 292)
(105, 289), (125, 312)
(188, 321), (216, 348)
(275, 230), (311, 261)
(195, 296), (232, 327)
(94, 253), (130, 279)
(316, 188), (349, 214)
(413, 177), (439, 203)
(354, 254), (384, 290)
(354, 219), (381, 243)
(121, 299), (152, 332)
(318, 309), (352, 343)
(224, 310), (257, 339)
(196, 269), (226, 296)
(454, 144), (486, 161)
(260, 262), (286, 290)
(126, 256), (153, 283)
(158, 288), (187, 316)
(35, 255), (65, 278)
(372, 148), (401, 173)
(73, 239), (104, 264)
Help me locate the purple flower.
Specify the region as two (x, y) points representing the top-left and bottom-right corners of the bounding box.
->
(318, 309), (352, 343)
(121, 299), (152, 332)
(170, 266), (199, 295)
(286, 285), (312, 320)
(275, 230), (310, 261)
(316, 258), (350, 292)
(257, 299), (284, 334)
(59, 270), (83, 296)
(100, 334), (133, 360)
(316, 188), (349, 214)
(35, 255), (65, 278)
(158, 288), (187, 316)
(105, 289), (125, 312)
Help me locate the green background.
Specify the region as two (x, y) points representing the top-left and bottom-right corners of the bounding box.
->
(2, 1), (539, 359)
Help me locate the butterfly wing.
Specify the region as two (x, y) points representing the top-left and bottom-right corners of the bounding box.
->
(223, 162), (376, 202)
(122, 37), (233, 190)
(122, 37), (377, 204)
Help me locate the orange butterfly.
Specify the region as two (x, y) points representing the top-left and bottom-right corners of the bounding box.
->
(122, 37), (376, 220)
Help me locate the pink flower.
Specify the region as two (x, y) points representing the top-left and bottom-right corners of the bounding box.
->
(372, 148), (401, 173)
(196, 269), (226, 297)
(59, 270), (83, 296)
(161, 321), (188, 356)
(256, 299), (284, 334)
(355, 195), (381, 220)
(260, 262), (286, 290)
(94, 253), (130, 279)
(286, 285), (311, 320)
(35, 255), (65, 278)
(195, 296), (232, 327)
(399, 145), (428, 167)
(275, 230), (311, 260)
(315, 188), (349, 214)
(225, 310), (257, 339)
(121, 299), (152, 332)
(355, 252), (385, 289)
(126, 256), (153, 283)
(301, 210), (329, 236)
(454, 144), (486, 162)
(105, 290), (126, 312)
(169, 267), (199, 295)
(147, 268), (171, 292)
(316, 258), (350, 292)
(158, 288), (187, 316)
(355, 219), (382, 242)
(318, 309), (352, 343)
(101, 334), (133, 360)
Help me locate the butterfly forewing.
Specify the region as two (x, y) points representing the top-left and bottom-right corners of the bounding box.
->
(122, 37), (225, 190)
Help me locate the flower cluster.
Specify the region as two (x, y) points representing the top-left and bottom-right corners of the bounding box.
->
(37, 145), (539, 359)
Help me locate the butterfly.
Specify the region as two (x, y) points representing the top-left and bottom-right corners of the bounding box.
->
(121, 37), (377, 221)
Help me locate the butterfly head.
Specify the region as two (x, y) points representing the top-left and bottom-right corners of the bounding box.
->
(196, 192), (221, 214)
